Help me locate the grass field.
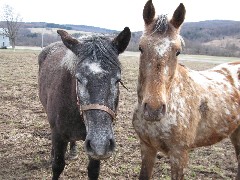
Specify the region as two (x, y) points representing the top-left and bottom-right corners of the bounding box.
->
(0, 49), (239, 179)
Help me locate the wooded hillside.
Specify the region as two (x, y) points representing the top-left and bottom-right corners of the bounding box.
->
(127, 20), (240, 57)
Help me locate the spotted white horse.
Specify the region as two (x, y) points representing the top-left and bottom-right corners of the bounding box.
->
(133, 0), (240, 179)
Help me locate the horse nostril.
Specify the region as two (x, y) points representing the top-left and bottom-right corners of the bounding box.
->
(85, 138), (115, 156)
(143, 102), (166, 120)
(160, 104), (166, 115)
(85, 139), (93, 152)
(144, 103), (150, 114)
(108, 139), (115, 152)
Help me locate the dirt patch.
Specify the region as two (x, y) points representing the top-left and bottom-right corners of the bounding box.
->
(0, 51), (238, 179)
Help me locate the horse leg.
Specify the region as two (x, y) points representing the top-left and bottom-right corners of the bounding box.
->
(51, 132), (68, 180)
(69, 141), (78, 160)
(230, 125), (240, 180)
(139, 140), (157, 180)
(51, 146), (54, 162)
(87, 156), (100, 180)
(169, 149), (189, 180)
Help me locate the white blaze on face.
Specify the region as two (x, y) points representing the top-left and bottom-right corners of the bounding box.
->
(83, 62), (107, 75)
(155, 38), (172, 57)
(89, 62), (105, 74)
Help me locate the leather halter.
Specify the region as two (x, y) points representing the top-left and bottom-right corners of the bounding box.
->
(76, 80), (117, 122)
(80, 104), (116, 121)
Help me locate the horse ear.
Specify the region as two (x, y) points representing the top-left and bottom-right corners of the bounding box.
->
(57, 30), (79, 50)
(170, 3), (186, 29)
(112, 27), (131, 54)
(143, 0), (155, 25)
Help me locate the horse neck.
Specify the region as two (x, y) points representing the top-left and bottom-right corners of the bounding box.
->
(170, 63), (194, 92)
(175, 63), (189, 78)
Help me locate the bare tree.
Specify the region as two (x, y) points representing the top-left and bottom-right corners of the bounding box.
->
(0, 5), (22, 50)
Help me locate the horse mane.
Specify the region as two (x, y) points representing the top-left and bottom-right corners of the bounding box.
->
(152, 14), (169, 35)
(61, 35), (120, 74)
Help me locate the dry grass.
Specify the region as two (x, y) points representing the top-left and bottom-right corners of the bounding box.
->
(0, 50), (238, 179)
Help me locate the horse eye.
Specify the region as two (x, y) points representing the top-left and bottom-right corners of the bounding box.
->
(176, 51), (181, 56)
(139, 46), (143, 53)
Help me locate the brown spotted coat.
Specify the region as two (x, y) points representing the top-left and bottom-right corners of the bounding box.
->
(133, 1), (240, 179)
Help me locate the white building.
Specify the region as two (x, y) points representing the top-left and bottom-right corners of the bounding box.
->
(0, 28), (10, 48)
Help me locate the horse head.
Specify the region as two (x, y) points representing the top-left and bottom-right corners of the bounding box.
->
(57, 28), (131, 159)
(138, 0), (185, 121)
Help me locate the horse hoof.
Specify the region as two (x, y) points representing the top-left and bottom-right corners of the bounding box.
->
(68, 153), (78, 160)
(67, 149), (78, 160)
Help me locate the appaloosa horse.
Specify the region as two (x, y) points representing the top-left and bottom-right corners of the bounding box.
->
(38, 27), (131, 179)
(133, 0), (240, 179)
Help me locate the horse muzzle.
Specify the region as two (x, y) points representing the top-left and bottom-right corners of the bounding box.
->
(84, 135), (116, 160)
(80, 105), (116, 159)
(143, 102), (167, 121)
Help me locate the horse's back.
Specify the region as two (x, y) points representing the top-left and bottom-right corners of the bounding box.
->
(38, 42), (75, 113)
(212, 61), (240, 90)
(38, 42), (65, 67)
(189, 61), (240, 92)
(204, 61), (240, 93)
(38, 42), (63, 106)
(38, 41), (86, 140)
(190, 61), (240, 146)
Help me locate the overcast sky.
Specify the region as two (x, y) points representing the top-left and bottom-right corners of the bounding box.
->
(0, 0), (239, 32)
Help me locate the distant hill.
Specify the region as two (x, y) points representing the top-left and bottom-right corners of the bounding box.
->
(15, 20), (240, 57)
(22, 22), (117, 34)
(181, 20), (240, 57)
(15, 22), (118, 48)
(182, 20), (240, 40)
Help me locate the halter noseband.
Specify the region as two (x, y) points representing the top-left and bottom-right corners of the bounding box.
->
(80, 104), (116, 121)
(76, 80), (117, 122)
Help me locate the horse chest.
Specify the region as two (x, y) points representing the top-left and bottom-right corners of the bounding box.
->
(133, 107), (187, 152)
(133, 93), (240, 151)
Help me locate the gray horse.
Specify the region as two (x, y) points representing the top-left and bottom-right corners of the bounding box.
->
(38, 27), (131, 179)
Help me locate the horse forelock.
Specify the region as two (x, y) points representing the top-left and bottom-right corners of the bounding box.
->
(61, 36), (120, 74)
(150, 14), (169, 35)
(143, 13), (185, 49)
